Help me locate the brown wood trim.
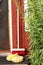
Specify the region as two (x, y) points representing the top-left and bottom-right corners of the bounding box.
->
(8, 0), (11, 52)
(0, 50), (10, 52)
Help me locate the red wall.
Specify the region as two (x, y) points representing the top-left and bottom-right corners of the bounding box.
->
(19, 0), (25, 48)
(12, 0), (17, 48)
(12, 0), (29, 49)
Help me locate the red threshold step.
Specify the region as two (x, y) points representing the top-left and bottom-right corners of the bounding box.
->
(11, 49), (26, 55)
(12, 51), (25, 55)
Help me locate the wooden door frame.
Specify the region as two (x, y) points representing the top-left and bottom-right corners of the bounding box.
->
(0, 0), (25, 56)
(8, 0), (25, 53)
(11, 0), (25, 52)
(8, 0), (12, 52)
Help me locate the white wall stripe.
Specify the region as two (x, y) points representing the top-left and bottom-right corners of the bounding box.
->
(12, 48), (25, 51)
(8, 0), (13, 52)
(17, 8), (19, 48)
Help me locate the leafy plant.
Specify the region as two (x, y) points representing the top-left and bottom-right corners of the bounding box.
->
(26, 0), (43, 65)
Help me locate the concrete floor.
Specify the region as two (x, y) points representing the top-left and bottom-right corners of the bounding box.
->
(0, 56), (29, 65)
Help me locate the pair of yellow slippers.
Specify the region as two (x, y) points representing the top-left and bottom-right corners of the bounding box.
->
(6, 53), (23, 63)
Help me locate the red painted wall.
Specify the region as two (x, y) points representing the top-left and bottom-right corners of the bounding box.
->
(12, 0), (17, 48)
(19, 0), (25, 48)
(12, 0), (29, 49)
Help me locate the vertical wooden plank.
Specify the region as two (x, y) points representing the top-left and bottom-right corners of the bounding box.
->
(12, 0), (17, 48)
(19, 0), (25, 48)
(19, 0), (30, 49)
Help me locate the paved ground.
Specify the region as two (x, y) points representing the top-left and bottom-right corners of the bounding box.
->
(0, 56), (29, 64)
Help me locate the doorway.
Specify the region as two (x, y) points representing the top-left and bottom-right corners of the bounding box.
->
(0, 0), (10, 54)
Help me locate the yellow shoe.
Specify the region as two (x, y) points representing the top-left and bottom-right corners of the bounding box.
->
(6, 53), (18, 61)
(12, 55), (23, 63)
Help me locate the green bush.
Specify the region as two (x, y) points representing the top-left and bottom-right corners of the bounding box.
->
(27, 0), (43, 65)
